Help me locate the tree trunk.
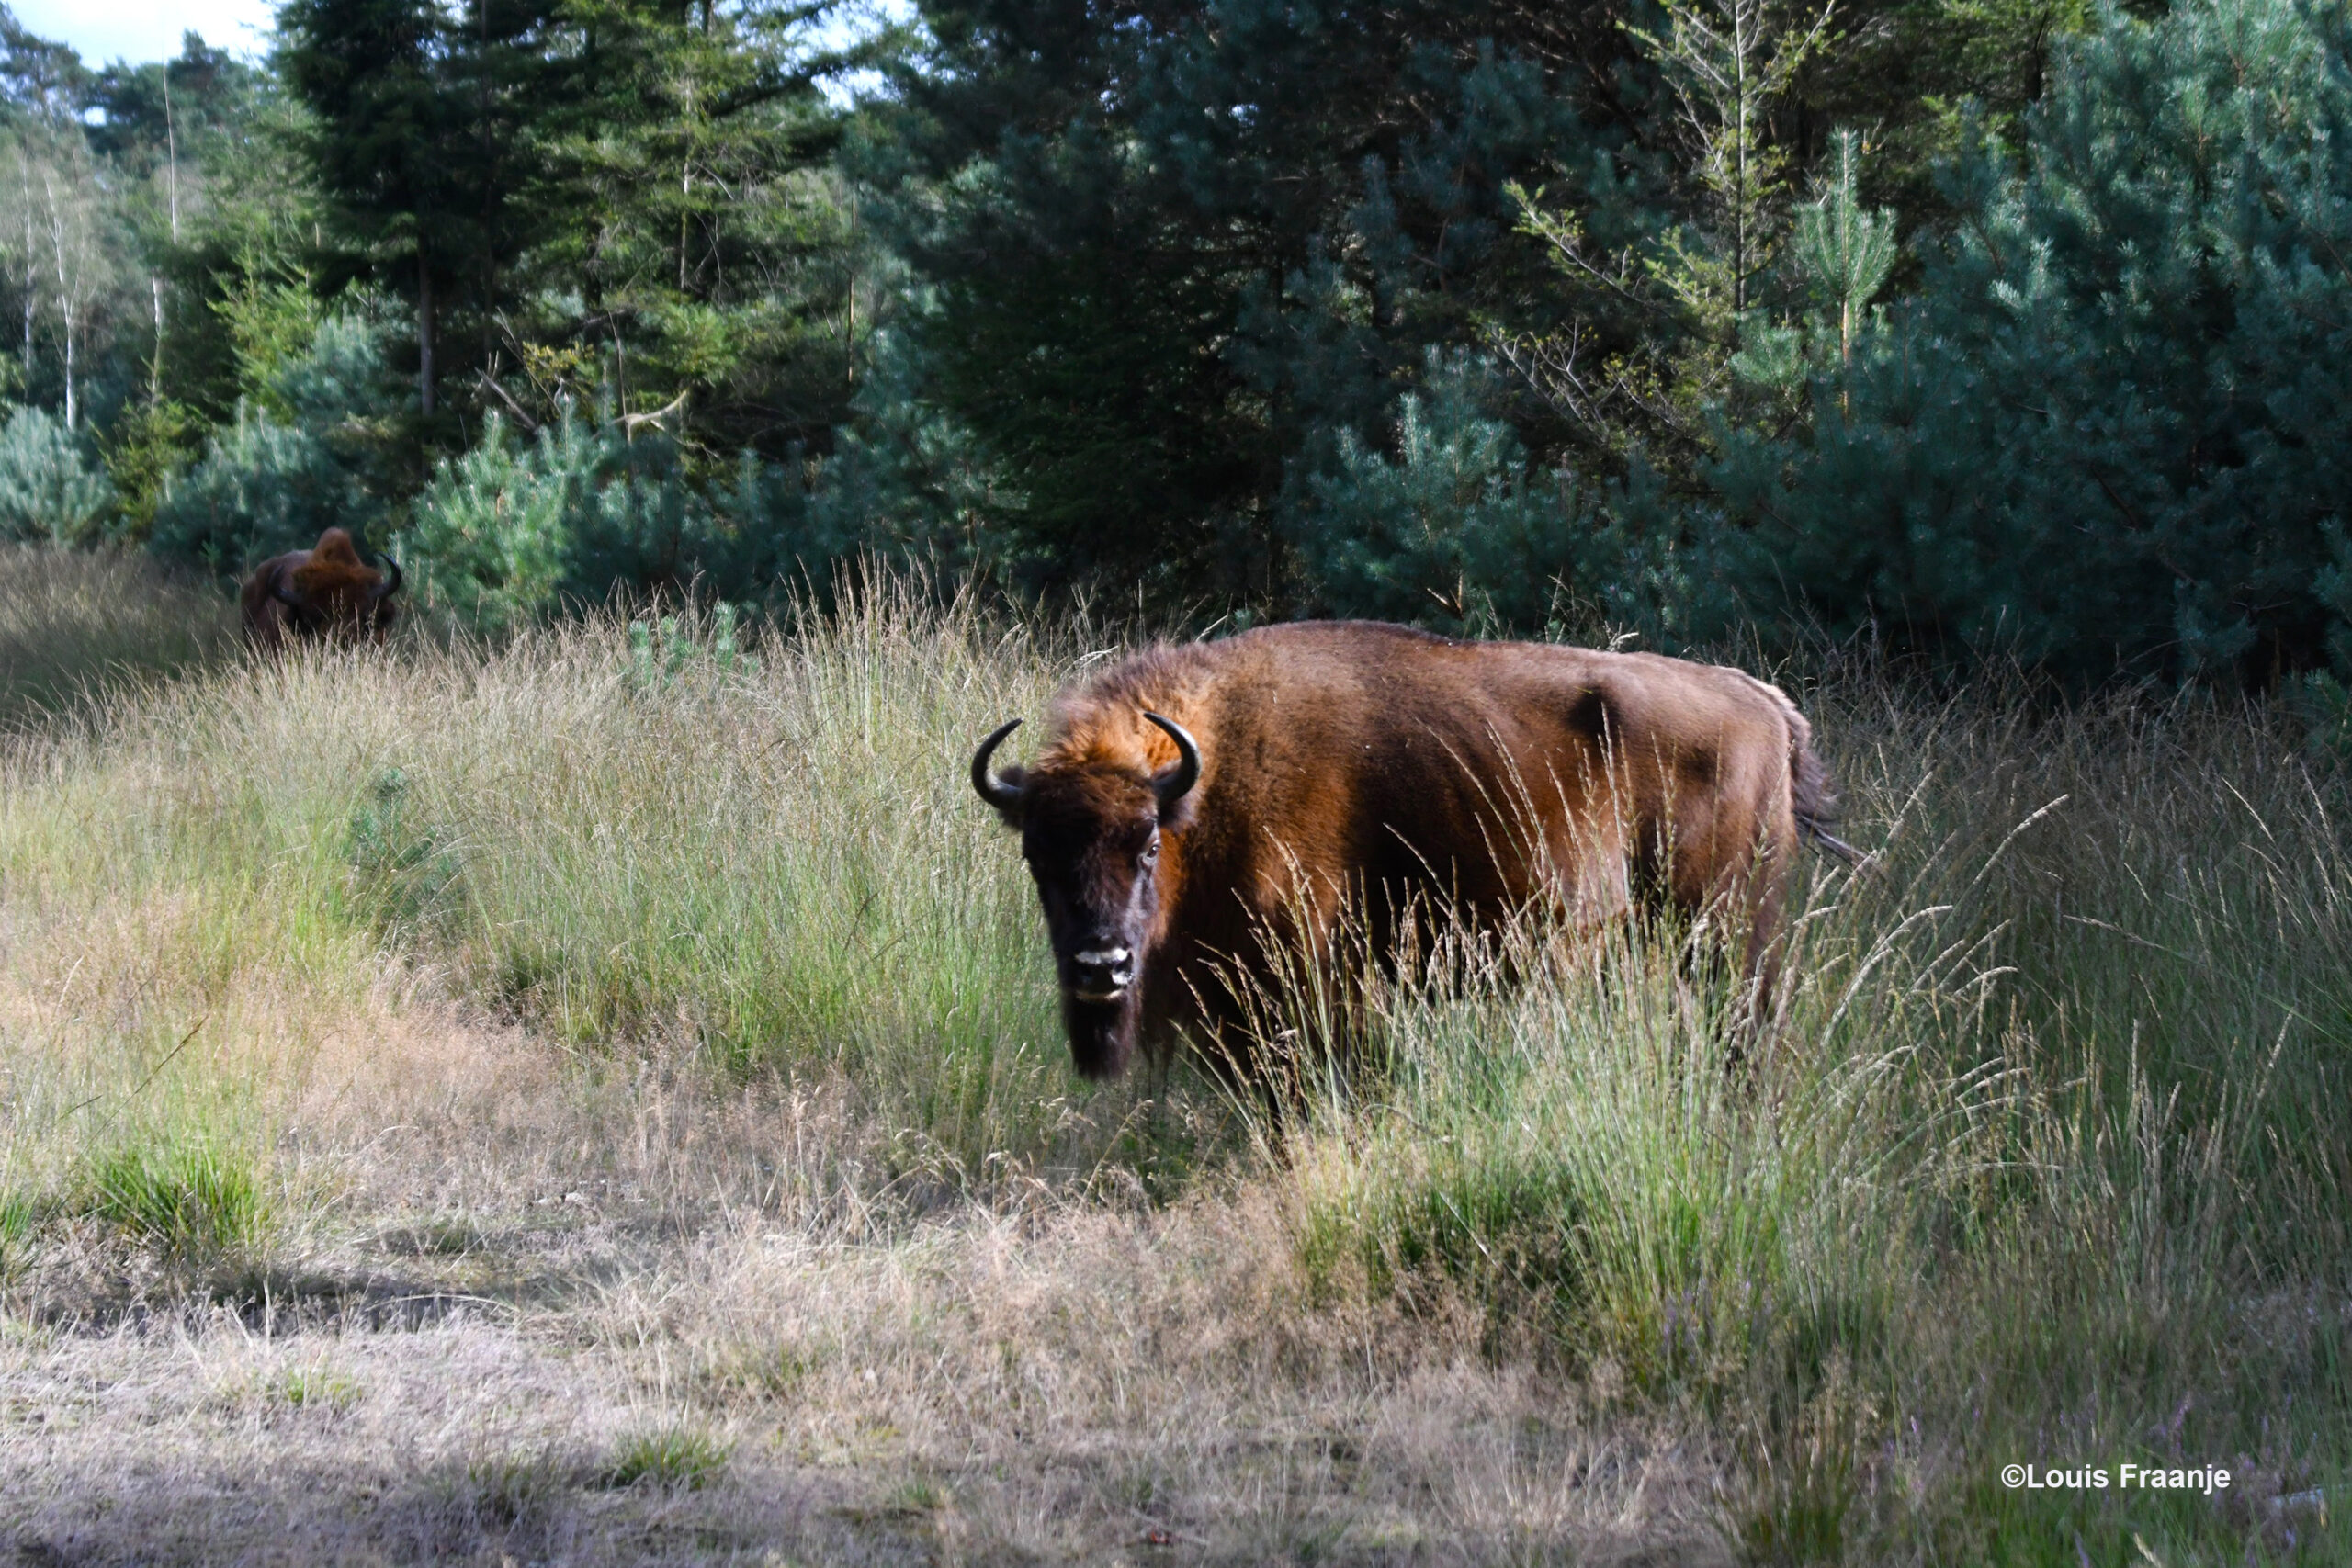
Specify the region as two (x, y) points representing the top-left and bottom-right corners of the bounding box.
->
(418, 258), (436, 416)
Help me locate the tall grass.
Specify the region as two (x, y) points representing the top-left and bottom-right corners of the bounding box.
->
(1290, 671), (2352, 1560)
(1, 553), (2345, 1561)
(2, 575), (1152, 1258)
(0, 543), (237, 730)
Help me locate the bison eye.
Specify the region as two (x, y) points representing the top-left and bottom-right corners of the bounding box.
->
(1140, 833), (1159, 864)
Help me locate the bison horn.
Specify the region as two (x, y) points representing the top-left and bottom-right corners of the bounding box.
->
(971, 719), (1026, 810)
(271, 566), (308, 610)
(369, 554), (403, 600)
(1142, 711), (1200, 808)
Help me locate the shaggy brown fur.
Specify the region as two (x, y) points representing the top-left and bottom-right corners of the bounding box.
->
(239, 527), (401, 650)
(975, 620), (1857, 1079)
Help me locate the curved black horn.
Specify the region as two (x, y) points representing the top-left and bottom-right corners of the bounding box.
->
(1142, 711), (1200, 808)
(271, 564), (307, 609)
(368, 554), (403, 600)
(971, 718), (1026, 810)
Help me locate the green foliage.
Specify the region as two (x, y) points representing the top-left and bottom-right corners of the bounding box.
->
(84, 1134), (269, 1258)
(598, 1426), (732, 1492)
(1288, 352), (1687, 637)
(883, 0), (1611, 597)
(1702, 0), (2352, 683)
(344, 766), (459, 933)
(265, 1365), (364, 1411)
(521, 0), (866, 456)
(1623, 0), (1835, 324)
(402, 412), (597, 626)
(403, 402), (906, 626)
(763, 321), (1000, 581)
(627, 603), (757, 694)
(145, 408), (371, 572)
(11, 0), (2346, 695)
(212, 264), (329, 419)
(146, 311), (404, 571)
(98, 398), (202, 542)
(1291, 355), (1599, 635)
(0, 1188), (30, 1274)
(1725, 129), (1902, 412)
(139, 58), (328, 429)
(876, 0), (2072, 607)
(401, 408), (732, 626)
(0, 403), (111, 541)
(1788, 130), (1899, 369)
(276, 0), (552, 419)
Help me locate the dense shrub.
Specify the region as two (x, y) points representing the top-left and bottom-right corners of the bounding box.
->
(0, 406), (114, 544)
(1288, 359), (1591, 635)
(1287, 354), (1687, 638)
(401, 408), (879, 627)
(146, 412), (378, 574)
(146, 315), (403, 573)
(401, 414), (616, 626)
(1702, 0), (2352, 684)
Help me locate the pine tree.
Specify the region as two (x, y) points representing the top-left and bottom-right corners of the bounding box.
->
(1700, 0), (2352, 685)
(278, 0), (559, 417)
(877, 0), (1632, 600)
(517, 0), (865, 457)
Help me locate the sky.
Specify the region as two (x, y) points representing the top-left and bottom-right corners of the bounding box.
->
(11, 0), (910, 100)
(13, 0), (279, 67)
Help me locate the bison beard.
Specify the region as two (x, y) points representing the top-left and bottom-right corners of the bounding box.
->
(972, 620), (1859, 1082)
(1061, 991), (1136, 1080)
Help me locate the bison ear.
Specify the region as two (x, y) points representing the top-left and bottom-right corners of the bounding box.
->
(1156, 787), (1199, 832)
(989, 764), (1028, 825)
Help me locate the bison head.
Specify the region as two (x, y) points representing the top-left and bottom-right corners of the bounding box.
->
(276, 527), (403, 641)
(972, 711), (1201, 1078)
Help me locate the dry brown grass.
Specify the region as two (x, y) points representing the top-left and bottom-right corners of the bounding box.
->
(1, 1010), (1727, 1565)
(0, 564), (2345, 1565)
(0, 581), (1734, 1564)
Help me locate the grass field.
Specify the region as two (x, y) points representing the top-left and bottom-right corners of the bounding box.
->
(1, 545), (2346, 1564)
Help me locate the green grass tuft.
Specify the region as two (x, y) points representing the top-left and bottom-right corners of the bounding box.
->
(84, 1135), (271, 1258)
(599, 1425), (733, 1491)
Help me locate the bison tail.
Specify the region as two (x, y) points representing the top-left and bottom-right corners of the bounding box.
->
(1780, 694), (1871, 869)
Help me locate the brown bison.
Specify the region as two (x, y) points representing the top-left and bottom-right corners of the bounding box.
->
(240, 527), (403, 650)
(971, 620), (1860, 1080)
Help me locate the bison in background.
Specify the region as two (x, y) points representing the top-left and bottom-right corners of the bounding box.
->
(971, 620), (1862, 1082)
(241, 527), (402, 651)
